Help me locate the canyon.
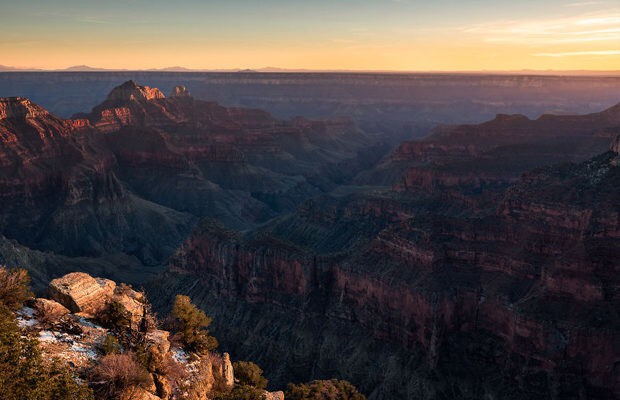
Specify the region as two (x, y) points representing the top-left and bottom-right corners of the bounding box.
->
(2, 72), (620, 143)
(0, 80), (374, 287)
(0, 78), (618, 399)
(157, 137), (619, 399)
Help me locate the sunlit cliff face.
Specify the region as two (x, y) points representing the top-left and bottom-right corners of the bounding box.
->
(0, 0), (619, 71)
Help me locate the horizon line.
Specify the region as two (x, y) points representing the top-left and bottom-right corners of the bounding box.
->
(1, 65), (620, 76)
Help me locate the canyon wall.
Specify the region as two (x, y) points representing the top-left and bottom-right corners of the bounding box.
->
(154, 129), (620, 400)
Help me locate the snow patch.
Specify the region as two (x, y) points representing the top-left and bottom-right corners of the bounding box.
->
(76, 316), (102, 329)
(39, 331), (57, 342)
(70, 342), (98, 360)
(173, 348), (189, 363)
(17, 306), (35, 318)
(17, 317), (37, 328)
(16, 307), (38, 328)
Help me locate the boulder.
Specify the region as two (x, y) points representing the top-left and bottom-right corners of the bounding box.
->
(31, 298), (70, 319)
(113, 284), (146, 329)
(153, 373), (172, 399)
(193, 355), (215, 397)
(264, 391), (285, 400)
(146, 329), (171, 356)
(120, 387), (161, 400)
(222, 352), (235, 388)
(48, 272), (116, 315)
(145, 329), (172, 373)
(47, 272), (148, 327)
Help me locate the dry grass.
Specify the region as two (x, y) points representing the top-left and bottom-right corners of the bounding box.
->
(90, 352), (152, 399)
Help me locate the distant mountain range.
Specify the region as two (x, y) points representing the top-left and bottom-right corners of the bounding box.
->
(0, 64), (309, 73)
(1, 64), (619, 75)
(0, 64), (40, 71)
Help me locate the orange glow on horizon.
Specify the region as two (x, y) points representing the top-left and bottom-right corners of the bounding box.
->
(1, 2), (618, 72)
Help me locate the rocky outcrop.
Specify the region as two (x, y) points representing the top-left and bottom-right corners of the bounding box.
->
(264, 391), (285, 400)
(49, 272), (116, 315)
(113, 284), (147, 329)
(107, 80), (165, 102)
(153, 373), (172, 400)
(48, 272), (149, 328)
(222, 352), (235, 388)
(146, 329), (171, 356)
(72, 81), (373, 230)
(17, 272), (258, 400)
(612, 134), (620, 154)
(0, 97), (51, 120)
(169, 85), (191, 98)
(30, 298), (70, 319)
(121, 387), (161, 400)
(367, 103), (620, 196)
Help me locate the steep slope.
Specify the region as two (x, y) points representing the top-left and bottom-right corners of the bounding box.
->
(77, 81), (375, 229)
(2, 82), (618, 399)
(360, 103), (620, 198)
(0, 82), (383, 287)
(153, 130), (620, 399)
(0, 97), (194, 264)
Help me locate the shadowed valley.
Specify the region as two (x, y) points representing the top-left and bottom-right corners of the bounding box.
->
(0, 78), (618, 399)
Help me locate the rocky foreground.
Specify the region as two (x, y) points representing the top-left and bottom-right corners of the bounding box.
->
(13, 270), (286, 400)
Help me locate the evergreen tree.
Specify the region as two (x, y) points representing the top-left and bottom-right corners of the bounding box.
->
(286, 379), (366, 400)
(170, 295), (218, 353)
(0, 305), (93, 400)
(233, 361), (268, 390)
(0, 266), (33, 310)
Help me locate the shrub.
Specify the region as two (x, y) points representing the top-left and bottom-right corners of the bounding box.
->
(101, 300), (132, 332)
(138, 300), (158, 334)
(170, 295), (218, 353)
(89, 352), (152, 399)
(135, 340), (167, 374)
(0, 304), (93, 400)
(233, 361), (268, 390)
(115, 283), (135, 296)
(0, 266), (33, 310)
(101, 334), (122, 355)
(213, 385), (266, 400)
(286, 379), (366, 400)
(161, 353), (187, 393)
(40, 359), (94, 400)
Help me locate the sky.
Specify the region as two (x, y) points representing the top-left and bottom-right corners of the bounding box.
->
(0, 0), (618, 71)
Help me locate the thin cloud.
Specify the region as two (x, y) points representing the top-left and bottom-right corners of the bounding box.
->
(534, 50), (620, 57)
(463, 10), (620, 45)
(566, 1), (604, 7)
(576, 16), (620, 25)
(74, 17), (117, 25)
(37, 11), (155, 26)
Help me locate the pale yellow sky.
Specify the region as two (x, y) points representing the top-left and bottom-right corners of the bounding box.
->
(1, 1), (619, 71)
